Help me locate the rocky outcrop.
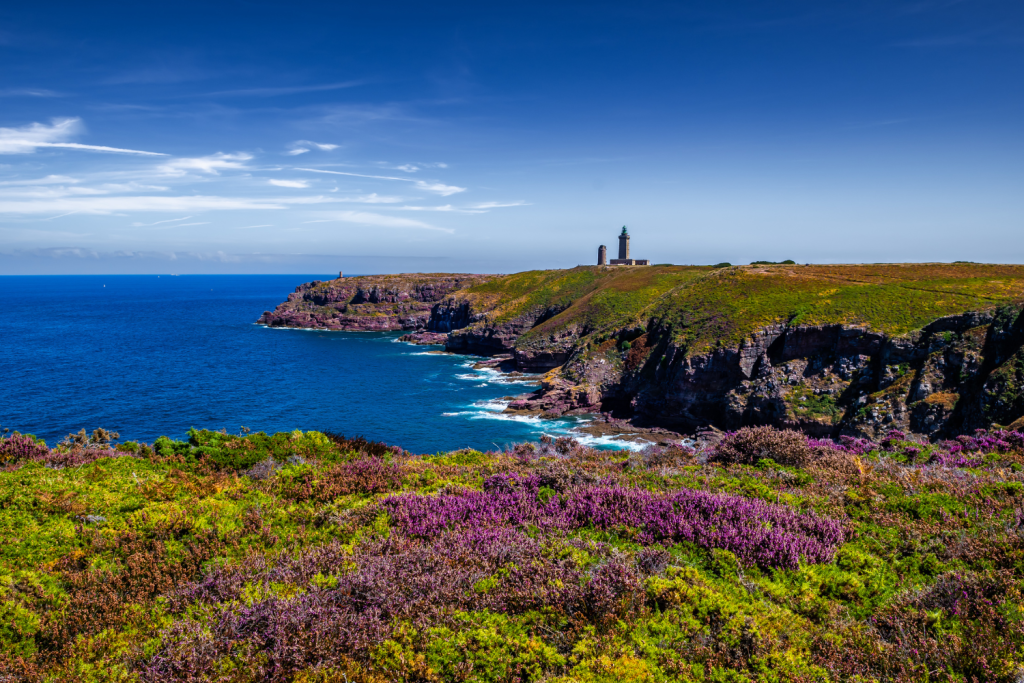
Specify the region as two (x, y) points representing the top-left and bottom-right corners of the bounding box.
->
(444, 306), (571, 360)
(397, 331), (450, 345)
(505, 309), (1024, 440)
(257, 274), (494, 331)
(261, 266), (1024, 439)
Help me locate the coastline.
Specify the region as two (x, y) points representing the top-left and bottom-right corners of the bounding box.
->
(257, 266), (1024, 442)
(404, 339), (680, 448)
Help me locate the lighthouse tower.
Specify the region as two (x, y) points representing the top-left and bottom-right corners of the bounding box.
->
(606, 226), (649, 266)
(598, 245), (607, 265)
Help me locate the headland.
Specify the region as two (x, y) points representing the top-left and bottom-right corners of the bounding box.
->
(260, 262), (1024, 440)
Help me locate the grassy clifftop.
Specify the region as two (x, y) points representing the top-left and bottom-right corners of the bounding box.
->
(453, 263), (1024, 355)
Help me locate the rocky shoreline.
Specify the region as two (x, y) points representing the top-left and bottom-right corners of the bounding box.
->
(260, 266), (1024, 441)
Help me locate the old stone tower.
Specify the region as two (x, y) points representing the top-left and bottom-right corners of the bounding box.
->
(617, 226), (630, 260)
(598, 245), (607, 265)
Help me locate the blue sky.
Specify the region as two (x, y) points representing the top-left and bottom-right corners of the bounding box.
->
(1, 1), (1022, 274)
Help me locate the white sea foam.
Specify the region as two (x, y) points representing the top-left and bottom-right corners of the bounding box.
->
(568, 432), (649, 451)
(473, 399), (510, 411)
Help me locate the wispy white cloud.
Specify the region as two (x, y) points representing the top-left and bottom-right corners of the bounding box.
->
(0, 88), (62, 98)
(391, 200), (527, 214)
(205, 81), (364, 97)
(393, 204), (457, 212)
(0, 117), (166, 155)
(341, 193), (404, 204)
(0, 195), (288, 215)
(469, 201), (529, 209)
(0, 174), (80, 186)
(303, 141), (338, 151)
(286, 140), (339, 156)
(131, 216), (193, 227)
(268, 179), (309, 188)
(384, 161), (448, 173)
(412, 181), (466, 196)
(305, 210), (453, 233)
(0, 180), (172, 200)
(295, 168), (466, 196)
(157, 152), (253, 177)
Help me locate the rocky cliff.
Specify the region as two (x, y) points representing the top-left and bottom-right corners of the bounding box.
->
(441, 264), (1024, 439)
(257, 273), (494, 331)
(262, 264), (1024, 439)
(511, 309), (1024, 440)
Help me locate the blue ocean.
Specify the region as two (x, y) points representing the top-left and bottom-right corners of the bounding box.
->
(0, 275), (632, 453)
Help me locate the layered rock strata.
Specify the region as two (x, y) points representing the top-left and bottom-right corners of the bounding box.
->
(505, 310), (1024, 440)
(257, 274), (494, 331)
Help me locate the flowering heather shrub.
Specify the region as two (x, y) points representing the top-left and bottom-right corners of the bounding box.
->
(0, 432), (50, 465)
(5, 425), (1024, 681)
(941, 429), (1024, 455)
(711, 425), (811, 467)
(0, 431), (131, 469)
(39, 446), (129, 469)
(807, 435), (875, 455)
(814, 571), (1024, 682)
(146, 529), (648, 681)
(275, 457), (406, 502)
(929, 452), (987, 468)
(385, 476), (844, 569)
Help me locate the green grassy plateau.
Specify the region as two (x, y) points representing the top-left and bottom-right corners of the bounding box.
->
(453, 263), (1024, 355)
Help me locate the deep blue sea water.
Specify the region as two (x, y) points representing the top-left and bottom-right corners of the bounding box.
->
(0, 275), (633, 453)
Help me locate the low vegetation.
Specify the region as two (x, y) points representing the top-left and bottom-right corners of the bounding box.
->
(1, 423), (1023, 681)
(451, 263), (1024, 356)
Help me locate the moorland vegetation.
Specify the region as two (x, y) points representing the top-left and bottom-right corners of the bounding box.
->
(2, 424), (1023, 682)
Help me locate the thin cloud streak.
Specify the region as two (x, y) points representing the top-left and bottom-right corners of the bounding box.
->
(0, 195), (290, 214)
(157, 152), (252, 176)
(0, 88), (62, 97)
(0, 118), (165, 156)
(131, 216), (193, 227)
(204, 81), (365, 97)
(295, 167), (466, 196)
(305, 210), (453, 233)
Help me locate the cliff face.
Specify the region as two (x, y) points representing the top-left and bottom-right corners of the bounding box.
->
(261, 264), (1024, 438)
(443, 264), (1024, 439)
(257, 274), (494, 331)
(509, 309), (1024, 440)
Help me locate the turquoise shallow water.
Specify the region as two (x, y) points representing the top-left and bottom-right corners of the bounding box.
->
(0, 275), (637, 453)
